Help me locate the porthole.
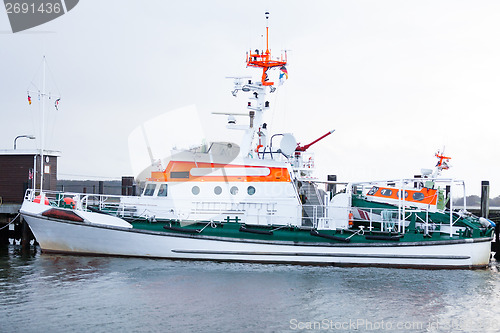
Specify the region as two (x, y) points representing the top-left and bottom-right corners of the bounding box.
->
(397, 190), (409, 199)
(214, 186), (222, 195)
(380, 189), (393, 197)
(192, 186), (200, 195)
(247, 186), (256, 195)
(412, 192), (425, 201)
(230, 186), (239, 195)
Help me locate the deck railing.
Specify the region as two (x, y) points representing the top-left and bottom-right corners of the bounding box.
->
(24, 188), (468, 236)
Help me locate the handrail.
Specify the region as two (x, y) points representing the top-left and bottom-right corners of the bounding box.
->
(24, 188), (470, 235)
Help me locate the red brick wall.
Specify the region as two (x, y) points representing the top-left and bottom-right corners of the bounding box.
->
(0, 154), (57, 204)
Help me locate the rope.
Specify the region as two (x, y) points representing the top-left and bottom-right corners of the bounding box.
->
(198, 221), (218, 233)
(0, 213), (20, 231)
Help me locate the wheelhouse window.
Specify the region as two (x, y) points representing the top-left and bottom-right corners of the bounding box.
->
(367, 186), (379, 195)
(158, 184), (168, 197)
(144, 184), (156, 196)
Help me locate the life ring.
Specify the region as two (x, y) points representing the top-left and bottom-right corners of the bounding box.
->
(63, 197), (76, 209)
(34, 195), (50, 205)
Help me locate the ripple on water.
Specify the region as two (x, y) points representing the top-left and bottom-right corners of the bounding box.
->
(0, 246), (499, 332)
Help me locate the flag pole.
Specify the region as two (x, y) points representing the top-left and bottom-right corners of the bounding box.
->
(40, 56), (46, 196)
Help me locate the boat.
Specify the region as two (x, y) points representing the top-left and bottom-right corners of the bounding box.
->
(20, 13), (495, 269)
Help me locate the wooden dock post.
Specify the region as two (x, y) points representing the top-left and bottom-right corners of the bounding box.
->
(480, 181), (489, 218)
(494, 219), (500, 259)
(20, 217), (30, 249)
(495, 220), (500, 260)
(0, 216), (10, 245)
(122, 176), (135, 196)
(480, 180), (499, 259)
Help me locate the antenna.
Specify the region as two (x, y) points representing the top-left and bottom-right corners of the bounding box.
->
(246, 12), (287, 86)
(265, 11), (270, 54)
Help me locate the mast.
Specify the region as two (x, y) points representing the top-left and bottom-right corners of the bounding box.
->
(40, 56), (46, 193)
(27, 56), (60, 196)
(226, 12), (288, 157)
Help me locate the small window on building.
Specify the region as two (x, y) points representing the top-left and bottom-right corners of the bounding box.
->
(158, 184), (168, 197)
(380, 189), (392, 197)
(247, 186), (256, 195)
(412, 192), (425, 201)
(192, 186), (200, 195)
(144, 184), (156, 196)
(214, 186), (222, 195)
(230, 186), (238, 195)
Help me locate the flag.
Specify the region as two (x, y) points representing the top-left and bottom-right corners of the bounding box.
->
(280, 66), (288, 79)
(28, 95), (31, 105)
(279, 66), (288, 85)
(55, 98), (60, 110)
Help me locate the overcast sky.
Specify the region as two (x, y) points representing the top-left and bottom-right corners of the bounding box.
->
(1, 1), (500, 196)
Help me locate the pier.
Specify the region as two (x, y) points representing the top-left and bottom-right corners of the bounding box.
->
(0, 149), (135, 247)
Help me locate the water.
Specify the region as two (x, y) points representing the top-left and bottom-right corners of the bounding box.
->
(1, 245), (499, 333)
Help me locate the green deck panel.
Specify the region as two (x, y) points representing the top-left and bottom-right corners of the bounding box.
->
(128, 220), (491, 244)
(87, 196), (494, 244)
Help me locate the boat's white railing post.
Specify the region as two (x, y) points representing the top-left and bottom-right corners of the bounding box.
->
(74, 193), (81, 210)
(313, 205), (318, 228)
(32, 155), (36, 191)
(397, 180), (402, 233)
(369, 207), (373, 231)
(462, 180), (467, 212)
(81, 194), (88, 211)
(402, 180), (406, 234)
(381, 209), (385, 233)
(426, 210), (429, 234)
(449, 180), (453, 237)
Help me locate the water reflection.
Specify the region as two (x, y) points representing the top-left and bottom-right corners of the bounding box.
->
(0, 246), (499, 332)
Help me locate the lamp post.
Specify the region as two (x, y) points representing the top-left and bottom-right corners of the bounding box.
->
(14, 135), (36, 149)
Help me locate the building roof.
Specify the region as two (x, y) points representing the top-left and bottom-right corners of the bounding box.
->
(0, 149), (62, 157)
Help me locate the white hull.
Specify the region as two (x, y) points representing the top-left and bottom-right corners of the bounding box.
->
(21, 208), (492, 269)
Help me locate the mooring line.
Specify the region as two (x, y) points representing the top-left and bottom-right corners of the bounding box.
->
(0, 213), (20, 231)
